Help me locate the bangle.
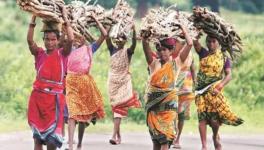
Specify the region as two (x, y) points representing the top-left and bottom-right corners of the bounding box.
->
(29, 23), (36, 27)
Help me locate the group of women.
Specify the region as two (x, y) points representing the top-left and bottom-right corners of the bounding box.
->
(26, 6), (243, 150)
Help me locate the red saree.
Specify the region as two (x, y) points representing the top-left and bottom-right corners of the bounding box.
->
(28, 48), (66, 148)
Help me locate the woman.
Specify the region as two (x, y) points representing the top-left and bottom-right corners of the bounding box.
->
(142, 24), (193, 150)
(27, 7), (74, 150)
(66, 13), (107, 150)
(193, 35), (244, 150)
(173, 52), (196, 149)
(172, 40), (196, 149)
(106, 25), (141, 145)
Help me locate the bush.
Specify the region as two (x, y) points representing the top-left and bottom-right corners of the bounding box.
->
(221, 0), (264, 14)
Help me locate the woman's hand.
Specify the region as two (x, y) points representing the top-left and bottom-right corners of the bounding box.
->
(61, 6), (69, 23)
(212, 84), (223, 96)
(131, 21), (136, 30)
(179, 23), (187, 36)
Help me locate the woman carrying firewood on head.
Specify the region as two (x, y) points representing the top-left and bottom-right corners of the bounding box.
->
(146, 38), (196, 150)
(27, 7), (74, 150)
(172, 40), (196, 149)
(106, 24), (141, 145)
(65, 12), (107, 150)
(142, 23), (193, 150)
(193, 35), (244, 150)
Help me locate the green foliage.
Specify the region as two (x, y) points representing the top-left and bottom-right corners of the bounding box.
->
(221, 0), (264, 14)
(161, 0), (192, 11)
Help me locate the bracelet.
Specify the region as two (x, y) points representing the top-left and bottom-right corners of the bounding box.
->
(29, 23), (36, 27)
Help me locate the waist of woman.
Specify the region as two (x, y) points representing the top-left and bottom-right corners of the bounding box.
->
(33, 81), (64, 95)
(67, 70), (90, 75)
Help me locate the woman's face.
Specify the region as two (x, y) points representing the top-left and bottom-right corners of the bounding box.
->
(44, 32), (59, 51)
(113, 39), (126, 48)
(156, 46), (172, 62)
(206, 36), (219, 52)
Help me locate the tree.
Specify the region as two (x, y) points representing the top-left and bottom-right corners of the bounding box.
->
(64, 0), (162, 18)
(192, 0), (220, 13)
(136, 0), (161, 17)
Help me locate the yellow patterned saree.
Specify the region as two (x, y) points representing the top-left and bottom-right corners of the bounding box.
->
(146, 59), (179, 145)
(195, 49), (243, 126)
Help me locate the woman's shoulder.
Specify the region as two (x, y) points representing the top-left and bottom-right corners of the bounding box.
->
(34, 47), (45, 58)
(198, 47), (209, 59)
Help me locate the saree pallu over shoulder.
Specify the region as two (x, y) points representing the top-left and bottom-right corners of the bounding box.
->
(145, 60), (179, 145)
(28, 49), (66, 148)
(195, 49), (243, 126)
(196, 49), (224, 91)
(67, 45), (93, 74)
(66, 44), (105, 122)
(108, 48), (141, 118)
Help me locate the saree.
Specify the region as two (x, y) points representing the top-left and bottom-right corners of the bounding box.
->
(146, 58), (181, 145)
(66, 45), (105, 122)
(108, 48), (141, 118)
(175, 53), (195, 120)
(28, 48), (66, 148)
(195, 49), (243, 126)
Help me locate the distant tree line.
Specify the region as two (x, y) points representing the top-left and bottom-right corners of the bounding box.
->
(64, 0), (264, 15)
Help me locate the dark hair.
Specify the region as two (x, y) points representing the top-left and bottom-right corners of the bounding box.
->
(206, 35), (219, 42)
(160, 40), (175, 50)
(157, 38), (177, 51)
(43, 30), (61, 39)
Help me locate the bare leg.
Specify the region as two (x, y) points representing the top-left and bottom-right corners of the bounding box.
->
(210, 120), (222, 150)
(62, 118), (67, 143)
(77, 122), (86, 150)
(153, 141), (161, 150)
(68, 118), (76, 150)
(110, 117), (122, 144)
(174, 119), (178, 134)
(174, 102), (184, 148)
(116, 118), (121, 144)
(160, 143), (169, 150)
(47, 143), (56, 150)
(174, 120), (184, 147)
(199, 120), (207, 150)
(34, 138), (43, 150)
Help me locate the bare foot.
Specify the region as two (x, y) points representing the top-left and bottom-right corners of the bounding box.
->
(173, 143), (181, 149)
(109, 138), (121, 145)
(116, 138), (121, 144)
(172, 139), (181, 149)
(213, 135), (222, 150)
(76, 144), (82, 150)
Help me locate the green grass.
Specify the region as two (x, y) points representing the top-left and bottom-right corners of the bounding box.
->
(0, 117), (28, 133)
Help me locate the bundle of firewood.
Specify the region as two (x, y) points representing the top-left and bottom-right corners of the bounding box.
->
(66, 0), (112, 42)
(108, 0), (135, 42)
(189, 6), (243, 59)
(17, 0), (65, 22)
(140, 6), (198, 43)
(175, 11), (199, 41)
(17, 0), (116, 43)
